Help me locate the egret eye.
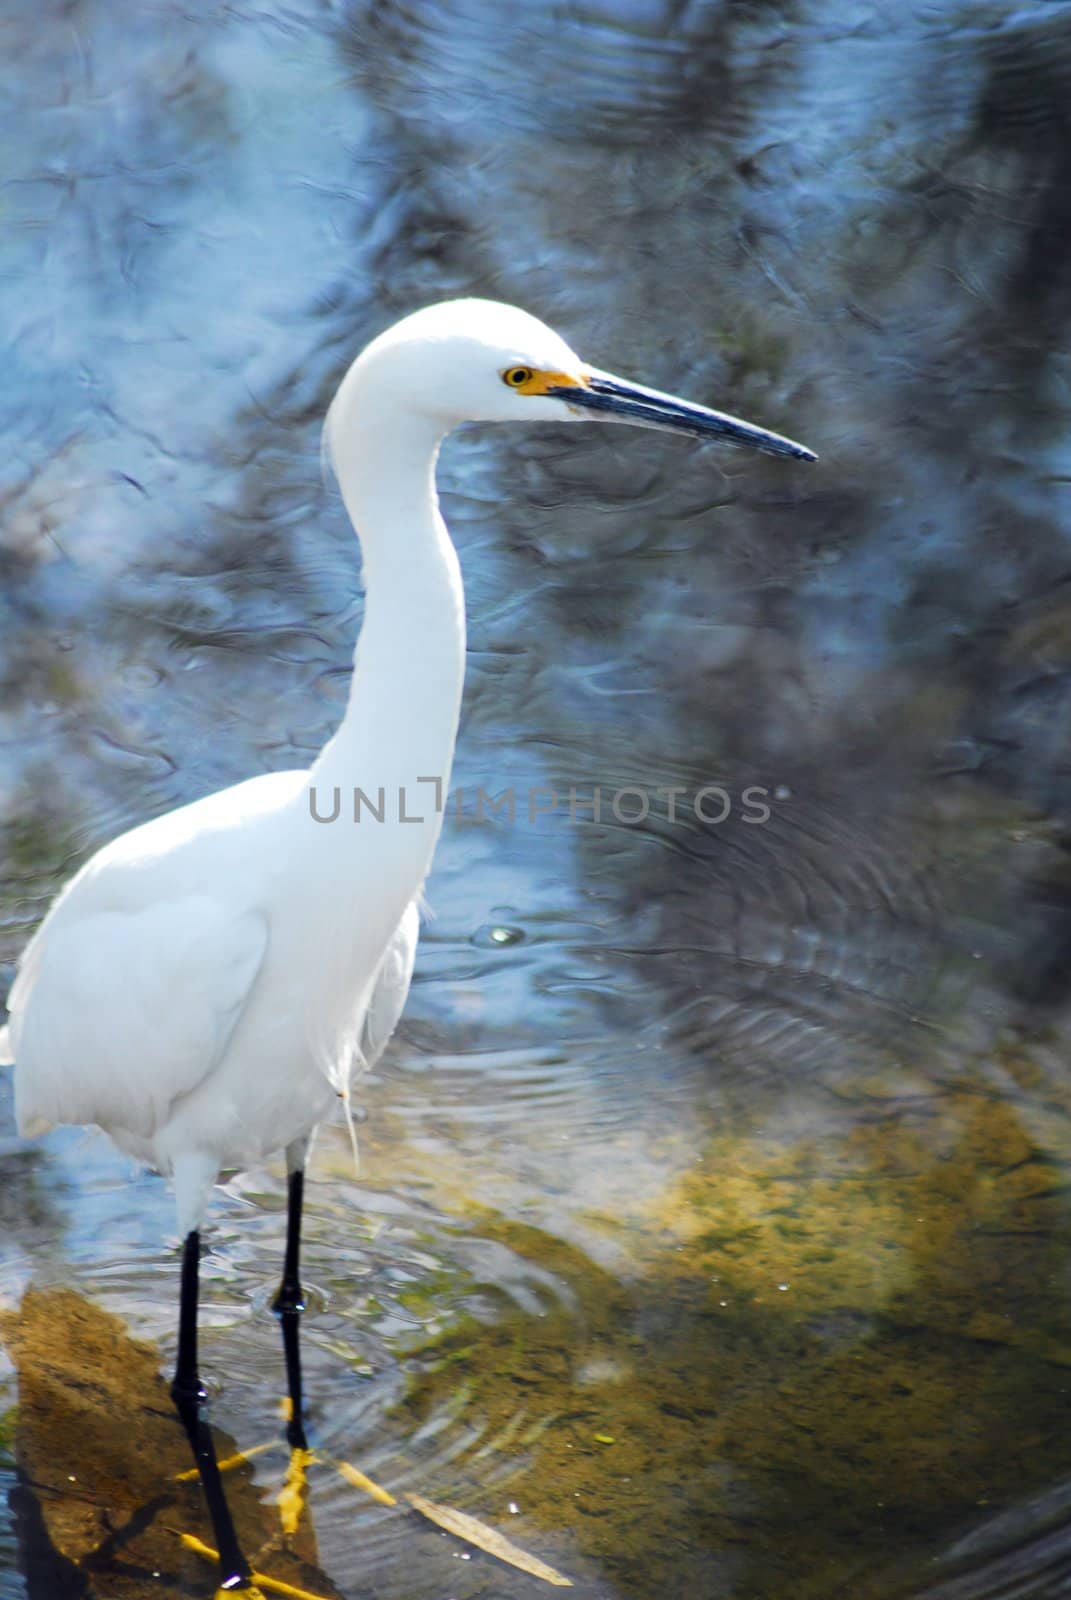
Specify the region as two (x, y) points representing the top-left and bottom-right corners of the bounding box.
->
(503, 366), (533, 388)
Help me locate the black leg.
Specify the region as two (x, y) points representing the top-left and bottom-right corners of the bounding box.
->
(171, 1230), (255, 1592)
(173, 1229), (206, 1408)
(272, 1169), (308, 1451)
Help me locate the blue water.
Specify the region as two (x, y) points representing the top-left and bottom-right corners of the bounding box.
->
(6, 2), (1071, 1597)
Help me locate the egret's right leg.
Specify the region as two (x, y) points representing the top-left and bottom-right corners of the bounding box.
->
(273, 1169), (308, 1447)
(272, 1136), (312, 1449)
(171, 1229), (260, 1595)
(269, 1136), (315, 1539)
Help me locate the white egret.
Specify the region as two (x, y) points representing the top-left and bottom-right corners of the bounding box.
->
(0, 299), (815, 1596)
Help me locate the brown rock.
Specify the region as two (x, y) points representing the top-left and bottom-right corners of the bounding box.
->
(0, 1286), (348, 1599)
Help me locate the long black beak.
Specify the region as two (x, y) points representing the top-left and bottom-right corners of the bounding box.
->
(549, 368), (817, 462)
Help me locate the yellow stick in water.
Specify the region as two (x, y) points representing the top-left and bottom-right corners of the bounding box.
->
(405, 1492), (574, 1586)
(332, 1457), (397, 1506)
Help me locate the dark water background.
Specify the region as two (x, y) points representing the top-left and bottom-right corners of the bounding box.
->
(6, 1), (1071, 1595)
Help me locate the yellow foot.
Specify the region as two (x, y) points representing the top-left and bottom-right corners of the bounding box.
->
(176, 1439), (280, 1482)
(276, 1443), (396, 1531)
(181, 1533), (331, 1600)
(277, 1446), (313, 1537)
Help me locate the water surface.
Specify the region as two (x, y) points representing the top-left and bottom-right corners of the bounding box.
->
(5, 2), (1071, 1596)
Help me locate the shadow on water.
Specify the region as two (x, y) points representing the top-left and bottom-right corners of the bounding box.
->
(6, 0), (1071, 1596)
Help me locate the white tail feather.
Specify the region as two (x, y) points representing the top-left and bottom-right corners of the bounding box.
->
(338, 1082), (361, 1178)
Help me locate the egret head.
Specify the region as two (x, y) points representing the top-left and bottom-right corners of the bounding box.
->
(336, 298), (816, 462)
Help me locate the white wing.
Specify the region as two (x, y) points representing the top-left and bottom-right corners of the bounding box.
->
(361, 899), (419, 1067)
(10, 893), (267, 1143)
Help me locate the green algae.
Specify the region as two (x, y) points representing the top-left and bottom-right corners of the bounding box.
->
(384, 1060), (1071, 1600)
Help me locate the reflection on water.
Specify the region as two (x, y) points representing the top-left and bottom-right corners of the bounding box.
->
(5, 0), (1071, 1596)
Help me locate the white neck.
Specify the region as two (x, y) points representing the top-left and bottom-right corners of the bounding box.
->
(312, 400), (467, 837)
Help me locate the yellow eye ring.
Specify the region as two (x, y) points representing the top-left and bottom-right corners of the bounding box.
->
(503, 366), (533, 388)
